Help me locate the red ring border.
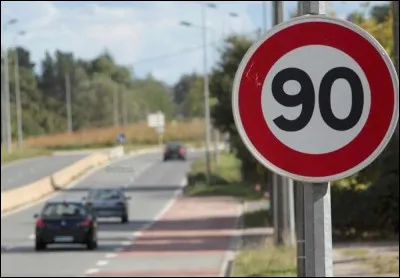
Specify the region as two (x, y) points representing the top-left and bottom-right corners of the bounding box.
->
(236, 19), (396, 178)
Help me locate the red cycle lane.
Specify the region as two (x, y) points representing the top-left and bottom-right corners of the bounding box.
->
(86, 196), (242, 277)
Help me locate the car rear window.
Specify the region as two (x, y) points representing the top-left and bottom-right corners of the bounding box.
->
(89, 189), (122, 200)
(167, 142), (182, 149)
(42, 203), (87, 218)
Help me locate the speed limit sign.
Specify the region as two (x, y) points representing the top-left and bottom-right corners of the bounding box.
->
(232, 15), (399, 182)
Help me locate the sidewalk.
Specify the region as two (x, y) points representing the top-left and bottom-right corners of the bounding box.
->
(86, 196), (242, 277)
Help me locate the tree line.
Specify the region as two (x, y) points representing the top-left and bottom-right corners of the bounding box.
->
(0, 48), (201, 139)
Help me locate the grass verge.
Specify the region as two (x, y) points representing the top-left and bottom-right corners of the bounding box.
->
(184, 153), (266, 201)
(232, 239), (296, 277)
(243, 208), (271, 229)
(1, 148), (51, 164)
(367, 255), (399, 274)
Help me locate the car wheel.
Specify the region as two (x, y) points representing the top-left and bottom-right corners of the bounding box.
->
(35, 240), (46, 251)
(121, 213), (128, 223)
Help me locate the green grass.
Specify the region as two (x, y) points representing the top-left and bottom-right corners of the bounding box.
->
(340, 248), (399, 275)
(232, 239), (296, 277)
(184, 153), (266, 201)
(243, 208), (271, 229)
(342, 248), (369, 257)
(1, 148), (51, 164)
(367, 255), (399, 274)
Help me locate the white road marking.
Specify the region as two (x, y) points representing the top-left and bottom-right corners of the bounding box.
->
(84, 269), (99, 275)
(29, 234), (35, 240)
(121, 241), (131, 246)
(96, 260), (108, 266)
(131, 177), (188, 239)
(105, 253), (117, 259)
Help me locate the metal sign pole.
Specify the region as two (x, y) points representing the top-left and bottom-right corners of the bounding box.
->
(296, 2), (333, 277)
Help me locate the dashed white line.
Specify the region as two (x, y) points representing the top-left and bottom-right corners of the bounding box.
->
(29, 234), (35, 240)
(121, 241), (131, 246)
(105, 253), (117, 259)
(84, 269), (99, 275)
(96, 260), (108, 267)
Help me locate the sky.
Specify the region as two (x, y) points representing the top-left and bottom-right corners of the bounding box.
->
(1, 1), (386, 86)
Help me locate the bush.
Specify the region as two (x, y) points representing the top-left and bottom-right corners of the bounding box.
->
(331, 138), (399, 240)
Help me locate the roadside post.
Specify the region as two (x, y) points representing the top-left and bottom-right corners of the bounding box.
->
(232, 0), (399, 276)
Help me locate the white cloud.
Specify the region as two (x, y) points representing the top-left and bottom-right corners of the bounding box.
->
(1, 1), (259, 85)
(1, 1), (385, 85)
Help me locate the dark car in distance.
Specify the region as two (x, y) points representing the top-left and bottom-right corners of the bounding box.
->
(34, 201), (98, 251)
(83, 188), (130, 223)
(163, 141), (186, 161)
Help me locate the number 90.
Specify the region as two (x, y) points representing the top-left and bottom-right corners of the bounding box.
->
(272, 67), (364, 132)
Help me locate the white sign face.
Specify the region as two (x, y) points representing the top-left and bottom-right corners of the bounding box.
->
(261, 45), (371, 155)
(232, 15), (399, 182)
(147, 112), (165, 128)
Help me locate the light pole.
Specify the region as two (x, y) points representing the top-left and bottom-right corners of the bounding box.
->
(179, 11), (212, 183)
(2, 18), (18, 153)
(13, 30), (26, 149)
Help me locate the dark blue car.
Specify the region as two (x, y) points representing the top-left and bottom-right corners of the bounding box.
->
(34, 201), (98, 251)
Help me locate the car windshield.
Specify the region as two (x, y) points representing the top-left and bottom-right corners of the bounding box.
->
(89, 189), (122, 200)
(42, 203), (87, 219)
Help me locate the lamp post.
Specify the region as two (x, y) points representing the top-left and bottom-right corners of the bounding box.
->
(2, 18), (18, 153)
(179, 14), (212, 184)
(13, 30), (26, 149)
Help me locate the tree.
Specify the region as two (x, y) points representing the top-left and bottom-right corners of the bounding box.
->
(209, 35), (270, 183)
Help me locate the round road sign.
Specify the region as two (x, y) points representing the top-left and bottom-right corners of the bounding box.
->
(232, 15), (399, 183)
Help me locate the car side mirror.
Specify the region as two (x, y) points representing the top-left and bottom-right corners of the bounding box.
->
(33, 214), (39, 218)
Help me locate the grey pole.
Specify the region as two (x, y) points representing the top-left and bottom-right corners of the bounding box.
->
(14, 47), (23, 149)
(296, 2), (333, 277)
(271, 0), (285, 246)
(4, 43), (12, 153)
(1, 19), (17, 153)
(122, 88), (128, 126)
(113, 87), (119, 127)
(262, 1), (267, 33)
(201, 2), (212, 184)
(393, 0), (399, 137)
(1, 48), (7, 149)
(65, 72), (72, 133)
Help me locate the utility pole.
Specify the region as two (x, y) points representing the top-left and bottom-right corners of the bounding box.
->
(122, 88), (128, 126)
(65, 72), (72, 133)
(113, 86), (119, 127)
(14, 47), (23, 149)
(1, 48), (7, 149)
(4, 44), (12, 153)
(202, 2), (212, 183)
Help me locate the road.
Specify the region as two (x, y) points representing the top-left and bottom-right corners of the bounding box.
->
(1, 154), (88, 192)
(1, 151), (200, 277)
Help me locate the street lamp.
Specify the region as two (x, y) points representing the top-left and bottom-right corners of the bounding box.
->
(1, 18), (18, 153)
(179, 4), (212, 184)
(13, 30), (27, 149)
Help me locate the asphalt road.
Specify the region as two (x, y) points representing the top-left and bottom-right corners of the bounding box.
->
(1, 154), (88, 192)
(1, 151), (200, 277)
